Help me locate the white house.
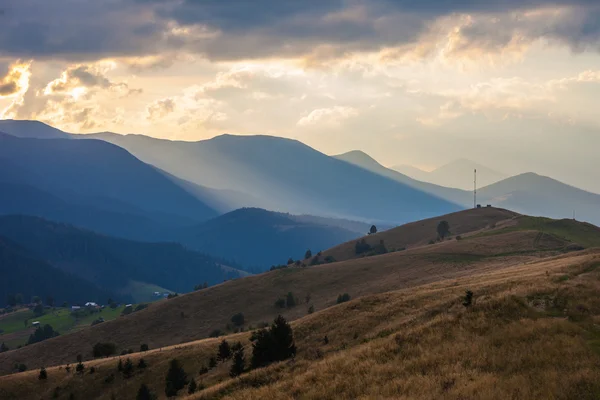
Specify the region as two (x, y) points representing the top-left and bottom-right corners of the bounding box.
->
(85, 302), (98, 307)
(71, 306), (81, 311)
(32, 321), (40, 327)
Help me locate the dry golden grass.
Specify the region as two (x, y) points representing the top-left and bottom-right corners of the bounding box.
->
(2, 248), (600, 399)
(320, 207), (518, 262)
(0, 210), (541, 376)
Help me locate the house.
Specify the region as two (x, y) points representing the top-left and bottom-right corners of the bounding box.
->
(85, 302), (98, 308)
(32, 321), (40, 327)
(153, 291), (161, 297)
(71, 306), (81, 311)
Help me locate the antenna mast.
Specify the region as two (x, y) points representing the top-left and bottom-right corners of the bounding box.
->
(474, 168), (477, 208)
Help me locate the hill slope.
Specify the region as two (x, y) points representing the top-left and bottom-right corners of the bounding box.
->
(335, 150), (470, 205)
(0, 216), (244, 302)
(478, 173), (600, 225)
(0, 133), (217, 240)
(0, 119), (71, 139)
(0, 236), (117, 307)
(1, 233), (599, 398)
(88, 131), (461, 223)
(1, 208), (592, 376)
(178, 208), (363, 270)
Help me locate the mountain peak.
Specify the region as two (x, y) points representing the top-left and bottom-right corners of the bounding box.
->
(0, 119), (71, 139)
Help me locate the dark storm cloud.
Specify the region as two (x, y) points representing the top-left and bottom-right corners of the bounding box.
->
(1, 0), (600, 61)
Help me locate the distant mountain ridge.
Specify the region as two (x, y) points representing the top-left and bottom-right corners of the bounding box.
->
(0, 215), (244, 303)
(86, 132), (461, 224)
(0, 234), (117, 306)
(178, 207), (365, 270)
(392, 158), (507, 190)
(0, 132), (218, 240)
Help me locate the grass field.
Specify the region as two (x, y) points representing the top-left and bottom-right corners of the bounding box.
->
(2, 208), (600, 399)
(470, 216), (600, 248)
(0, 305), (139, 349)
(1, 248), (600, 399)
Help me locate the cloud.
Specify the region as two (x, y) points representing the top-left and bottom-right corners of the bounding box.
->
(1, 1), (600, 63)
(297, 106), (359, 127)
(146, 97), (176, 120)
(0, 61), (30, 96)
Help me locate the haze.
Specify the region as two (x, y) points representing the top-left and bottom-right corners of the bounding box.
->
(1, 1), (600, 192)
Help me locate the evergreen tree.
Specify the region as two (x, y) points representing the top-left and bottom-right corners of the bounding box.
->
(231, 312), (245, 327)
(164, 359), (188, 397)
(286, 292), (296, 308)
(117, 359), (123, 372)
(217, 340), (232, 361)
(208, 357), (217, 369)
(270, 315), (296, 361)
(369, 225), (378, 235)
(188, 378), (197, 394)
(0, 342), (8, 353)
(304, 249), (312, 259)
(123, 358), (134, 378)
(136, 383), (156, 400)
(251, 315), (296, 368)
(75, 362), (85, 374)
(140, 343), (149, 352)
(437, 220), (450, 239)
(138, 358), (148, 369)
(230, 348), (246, 377)
(38, 367), (48, 380)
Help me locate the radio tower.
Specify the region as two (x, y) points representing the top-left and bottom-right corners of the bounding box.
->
(474, 169), (477, 209)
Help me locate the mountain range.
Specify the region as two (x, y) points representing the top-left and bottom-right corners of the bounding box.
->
(392, 158), (507, 190)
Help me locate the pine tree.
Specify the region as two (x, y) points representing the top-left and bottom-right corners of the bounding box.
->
(188, 378), (197, 394)
(217, 340), (232, 361)
(229, 348), (246, 377)
(208, 357), (217, 369)
(164, 359), (188, 397)
(136, 383), (156, 400)
(75, 362), (85, 374)
(117, 359), (123, 371)
(270, 315), (296, 361)
(138, 358), (148, 369)
(286, 292), (296, 308)
(123, 358), (134, 378)
(38, 367), (48, 380)
(0, 342), (8, 353)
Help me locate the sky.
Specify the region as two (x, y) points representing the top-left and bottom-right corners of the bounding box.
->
(1, 1), (600, 192)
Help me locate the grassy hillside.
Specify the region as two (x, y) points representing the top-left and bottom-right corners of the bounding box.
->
(319, 207), (518, 263)
(0, 215), (244, 299)
(0, 304), (138, 349)
(0, 208), (584, 376)
(0, 235), (118, 309)
(1, 247), (599, 399)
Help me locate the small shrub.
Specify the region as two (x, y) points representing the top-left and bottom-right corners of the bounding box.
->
(104, 374), (115, 384)
(209, 329), (223, 338)
(463, 290), (474, 307)
(117, 359), (123, 372)
(286, 292), (296, 308)
(39, 367), (48, 380)
(217, 340), (232, 361)
(231, 312), (245, 327)
(15, 363), (27, 372)
(208, 357), (217, 369)
(140, 343), (149, 352)
(136, 383), (156, 400)
(75, 362), (85, 374)
(230, 348), (246, 377)
(188, 378), (197, 394)
(274, 298), (286, 308)
(337, 293), (351, 304)
(89, 367), (96, 374)
(308, 305), (314, 314)
(456, 235), (462, 241)
(324, 256), (335, 263)
(123, 358), (134, 378)
(138, 358), (148, 369)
